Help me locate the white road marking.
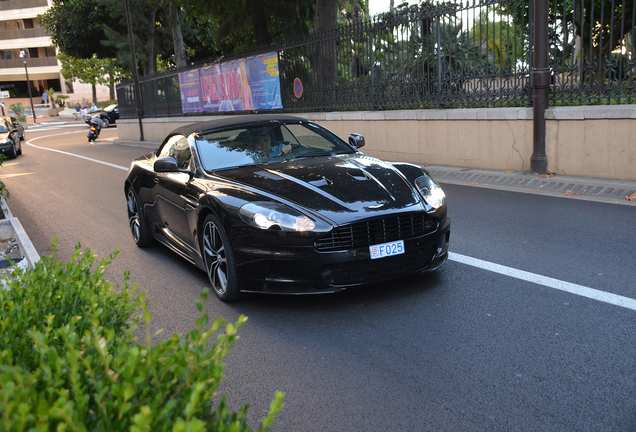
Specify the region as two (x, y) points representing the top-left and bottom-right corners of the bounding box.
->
(23, 131), (636, 311)
(26, 133), (128, 171)
(449, 252), (636, 311)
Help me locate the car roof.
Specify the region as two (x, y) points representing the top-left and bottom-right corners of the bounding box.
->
(169, 114), (307, 137)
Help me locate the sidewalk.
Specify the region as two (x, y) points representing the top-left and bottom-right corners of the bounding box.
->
(425, 165), (636, 206)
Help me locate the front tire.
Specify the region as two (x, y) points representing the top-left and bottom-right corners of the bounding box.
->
(202, 214), (240, 301)
(8, 141), (17, 159)
(102, 118), (109, 128)
(126, 187), (153, 247)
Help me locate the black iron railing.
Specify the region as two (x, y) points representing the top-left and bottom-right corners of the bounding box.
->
(117, 0), (636, 119)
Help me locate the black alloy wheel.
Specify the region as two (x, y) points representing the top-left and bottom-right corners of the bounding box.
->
(202, 214), (240, 301)
(126, 188), (153, 247)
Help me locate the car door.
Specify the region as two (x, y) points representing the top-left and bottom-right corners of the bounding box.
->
(154, 134), (197, 254)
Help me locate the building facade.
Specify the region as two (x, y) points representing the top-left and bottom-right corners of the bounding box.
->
(0, 0), (108, 102)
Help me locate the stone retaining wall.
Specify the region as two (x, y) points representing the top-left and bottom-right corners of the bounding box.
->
(117, 105), (636, 181)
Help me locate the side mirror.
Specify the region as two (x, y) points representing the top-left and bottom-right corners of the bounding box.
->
(349, 133), (365, 149)
(154, 156), (190, 175)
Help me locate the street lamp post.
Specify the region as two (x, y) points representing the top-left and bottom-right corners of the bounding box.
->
(19, 50), (37, 124)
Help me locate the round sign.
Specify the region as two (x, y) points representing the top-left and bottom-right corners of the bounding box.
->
(293, 78), (303, 99)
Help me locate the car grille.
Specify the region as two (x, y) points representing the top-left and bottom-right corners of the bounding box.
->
(320, 244), (437, 285)
(314, 213), (438, 252)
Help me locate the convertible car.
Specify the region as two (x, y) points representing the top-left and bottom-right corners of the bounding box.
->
(124, 114), (450, 301)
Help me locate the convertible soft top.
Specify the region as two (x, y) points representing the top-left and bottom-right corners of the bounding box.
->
(169, 114), (307, 138)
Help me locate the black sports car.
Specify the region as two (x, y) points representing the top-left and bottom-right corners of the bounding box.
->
(124, 114), (450, 301)
(84, 104), (119, 127)
(0, 119), (22, 159)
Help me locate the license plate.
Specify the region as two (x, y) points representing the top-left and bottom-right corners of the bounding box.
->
(369, 240), (405, 260)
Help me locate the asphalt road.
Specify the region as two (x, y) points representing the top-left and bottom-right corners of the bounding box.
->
(2, 123), (635, 431)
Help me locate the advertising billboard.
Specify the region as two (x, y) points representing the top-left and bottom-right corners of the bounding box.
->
(179, 52), (282, 114)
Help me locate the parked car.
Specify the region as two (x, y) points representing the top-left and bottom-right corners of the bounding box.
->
(1, 116), (24, 141)
(0, 118), (22, 159)
(84, 104), (119, 128)
(124, 114), (450, 301)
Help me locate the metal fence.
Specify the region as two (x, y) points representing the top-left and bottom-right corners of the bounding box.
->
(117, 0), (636, 118)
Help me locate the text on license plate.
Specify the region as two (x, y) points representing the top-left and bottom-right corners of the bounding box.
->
(369, 240), (405, 260)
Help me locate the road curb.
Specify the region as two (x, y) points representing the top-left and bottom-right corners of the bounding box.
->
(0, 197), (40, 269)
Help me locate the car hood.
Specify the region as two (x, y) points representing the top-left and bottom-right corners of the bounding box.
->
(0, 131), (11, 139)
(213, 153), (425, 222)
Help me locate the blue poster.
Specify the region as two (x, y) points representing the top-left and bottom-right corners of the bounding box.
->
(178, 69), (202, 113)
(179, 52), (282, 113)
(246, 53), (282, 110)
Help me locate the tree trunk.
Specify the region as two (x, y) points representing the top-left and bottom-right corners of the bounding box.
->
(251, 0), (271, 46)
(310, 0), (338, 101)
(92, 83), (97, 104)
(169, 5), (187, 69)
(147, 5), (159, 76)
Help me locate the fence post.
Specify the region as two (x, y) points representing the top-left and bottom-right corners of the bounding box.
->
(436, 17), (442, 108)
(531, 0), (549, 173)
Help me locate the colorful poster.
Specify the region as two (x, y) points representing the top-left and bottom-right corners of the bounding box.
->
(245, 53), (282, 110)
(178, 52), (282, 114)
(178, 69), (202, 113)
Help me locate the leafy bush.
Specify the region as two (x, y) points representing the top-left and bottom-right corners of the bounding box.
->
(8, 102), (24, 116)
(0, 242), (284, 431)
(55, 94), (70, 107)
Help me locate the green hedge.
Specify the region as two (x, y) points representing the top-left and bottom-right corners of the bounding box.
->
(0, 241), (283, 431)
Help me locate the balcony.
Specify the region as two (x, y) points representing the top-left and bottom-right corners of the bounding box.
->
(0, 57), (58, 68)
(0, 0), (49, 11)
(0, 28), (48, 40)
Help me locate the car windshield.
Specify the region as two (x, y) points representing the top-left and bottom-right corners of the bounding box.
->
(103, 104), (117, 112)
(0, 123), (9, 133)
(194, 121), (355, 172)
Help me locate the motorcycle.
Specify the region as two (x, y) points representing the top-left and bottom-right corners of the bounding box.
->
(87, 123), (100, 142)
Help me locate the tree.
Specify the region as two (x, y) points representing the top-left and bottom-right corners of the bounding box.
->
(470, 9), (526, 72)
(57, 53), (125, 103)
(39, 0), (113, 59)
(497, 0), (635, 82)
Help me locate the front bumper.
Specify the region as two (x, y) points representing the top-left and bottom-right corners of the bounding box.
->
(0, 142), (15, 153)
(233, 216), (451, 294)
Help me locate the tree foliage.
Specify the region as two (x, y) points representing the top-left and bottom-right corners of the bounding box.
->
(57, 53), (127, 102)
(39, 0), (113, 59)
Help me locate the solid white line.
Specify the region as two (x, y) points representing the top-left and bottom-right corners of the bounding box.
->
(449, 252), (636, 311)
(26, 133), (128, 171)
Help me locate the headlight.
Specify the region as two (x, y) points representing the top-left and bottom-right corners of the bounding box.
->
(239, 202), (330, 232)
(415, 175), (445, 211)
(0, 138), (11, 144)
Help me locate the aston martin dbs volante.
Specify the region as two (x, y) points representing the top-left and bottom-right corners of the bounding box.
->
(124, 114), (450, 301)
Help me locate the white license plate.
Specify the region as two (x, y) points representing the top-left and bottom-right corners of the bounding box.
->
(369, 240), (405, 260)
